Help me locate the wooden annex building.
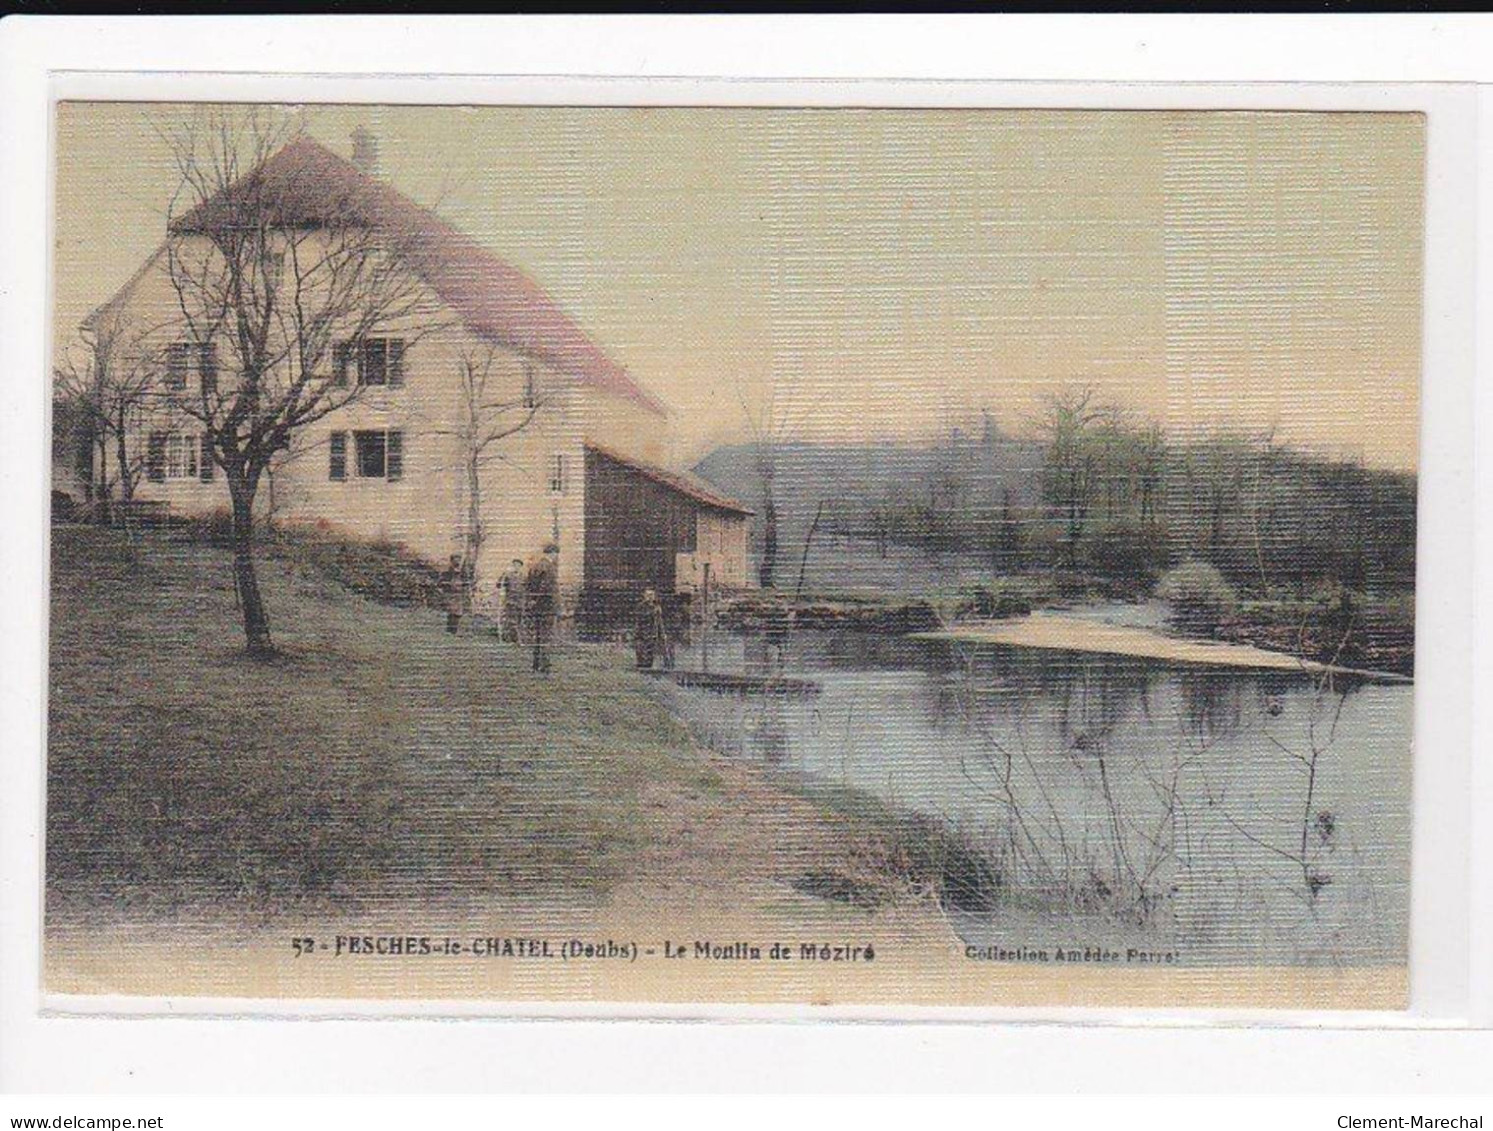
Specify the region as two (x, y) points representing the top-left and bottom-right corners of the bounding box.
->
(579, 442), (753, 636)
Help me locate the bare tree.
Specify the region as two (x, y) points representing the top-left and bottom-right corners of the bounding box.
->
(422, 346), (548, 602)
(158, 107), (444, 656)
(740, 387), (782, 589)
(1242, 426), (1281, 593)
(1033, 385), (1120, 565)
(793, 500), (825, 600)
(53, 307), (165, 518)
(1134, 420), (1166, 531)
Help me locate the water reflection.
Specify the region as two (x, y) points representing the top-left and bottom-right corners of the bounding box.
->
(666, 628), (1412, 967)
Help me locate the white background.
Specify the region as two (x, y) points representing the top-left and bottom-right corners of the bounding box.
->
(1, 14), (1489, 1096)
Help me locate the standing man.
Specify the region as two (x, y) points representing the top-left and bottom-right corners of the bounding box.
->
(633, 588), (674, 671)
(441, 554), (466, 635)
(498, 557), (525, 644)
(524, 541), (560, 673)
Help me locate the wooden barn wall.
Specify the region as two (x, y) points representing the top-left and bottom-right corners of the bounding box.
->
(583, 449), (698, 593)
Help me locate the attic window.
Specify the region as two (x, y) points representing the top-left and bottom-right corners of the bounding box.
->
(165, 344), (191, 390)
(165, 341), (215, 392)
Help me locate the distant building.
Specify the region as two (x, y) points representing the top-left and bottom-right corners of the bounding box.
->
(84, 135), (751, 612)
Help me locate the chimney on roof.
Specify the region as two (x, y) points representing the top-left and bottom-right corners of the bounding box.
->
(350, 126), (381, 179)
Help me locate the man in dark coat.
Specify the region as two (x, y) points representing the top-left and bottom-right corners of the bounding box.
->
(633, 588), (674, 671)
(524, 542), (559, 672)
(498, 558), (525, 644)
(441, 554), (466, 634)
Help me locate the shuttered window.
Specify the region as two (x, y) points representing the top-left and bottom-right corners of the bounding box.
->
(165, 433), (199, 479)
(334, 430), (401, 481)
(354, 430), (386, 478)
(165, 342), (216, 393)
(363, 339), (391, 386)
(164, 343), (192, 391)
(199, 435), (215, 482)
(332, 338), (407, 387)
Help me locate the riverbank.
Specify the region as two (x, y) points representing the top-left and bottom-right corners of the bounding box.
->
(722, 573), (1413, 679)
(46, 525), (955, 939)
(921, 610), (1411, 681)
(935, 574), (1414, 677)
(1215, 596), (1415, 678)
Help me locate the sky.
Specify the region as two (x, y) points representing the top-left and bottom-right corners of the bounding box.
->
(52, 103), (1425, 470)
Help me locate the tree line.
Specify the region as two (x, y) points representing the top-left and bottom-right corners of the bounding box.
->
(821, 386), (1416, 598)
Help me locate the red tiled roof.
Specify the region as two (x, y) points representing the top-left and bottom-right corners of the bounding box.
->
(164, 137), (667, 416)
(585, 441), (753, 516)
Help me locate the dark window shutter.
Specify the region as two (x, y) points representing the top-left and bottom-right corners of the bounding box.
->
(199, 343), (218, 397)
(199, 435), (215, 482)
(332, 342), (351, 387)
(147, 432), (167, 483)
(329, 431), (347, 481)
(388, 340), (406, 387)
(386, 430), (403, 481)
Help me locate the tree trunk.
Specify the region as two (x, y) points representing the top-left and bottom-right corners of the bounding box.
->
(795, 500), (824, 600)
(465, 453), (483, 602)
(115, 406), (134, 503)
(93, 431), (110, 523)
(229, 478), (273, 658)
(758, 492), (778, 589)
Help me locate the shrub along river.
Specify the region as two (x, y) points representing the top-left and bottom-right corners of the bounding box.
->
(660, 613), (1412, 968)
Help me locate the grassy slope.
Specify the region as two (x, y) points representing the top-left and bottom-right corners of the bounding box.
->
(47, 526), (907, 929)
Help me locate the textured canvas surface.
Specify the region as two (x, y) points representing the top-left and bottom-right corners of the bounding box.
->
(45, 102), (1422, 1010)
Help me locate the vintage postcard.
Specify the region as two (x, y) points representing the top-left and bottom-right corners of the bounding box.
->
(44, 101), (1422, 1011)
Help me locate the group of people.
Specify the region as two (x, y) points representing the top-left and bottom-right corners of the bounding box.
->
(441, 541), (559, 673)
(440, 544), (677, 676)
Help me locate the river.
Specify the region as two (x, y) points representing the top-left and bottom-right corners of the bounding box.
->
(659, 614), (1413, 968)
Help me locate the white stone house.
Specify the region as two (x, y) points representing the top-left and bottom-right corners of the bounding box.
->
(84, 135), (751, 611)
